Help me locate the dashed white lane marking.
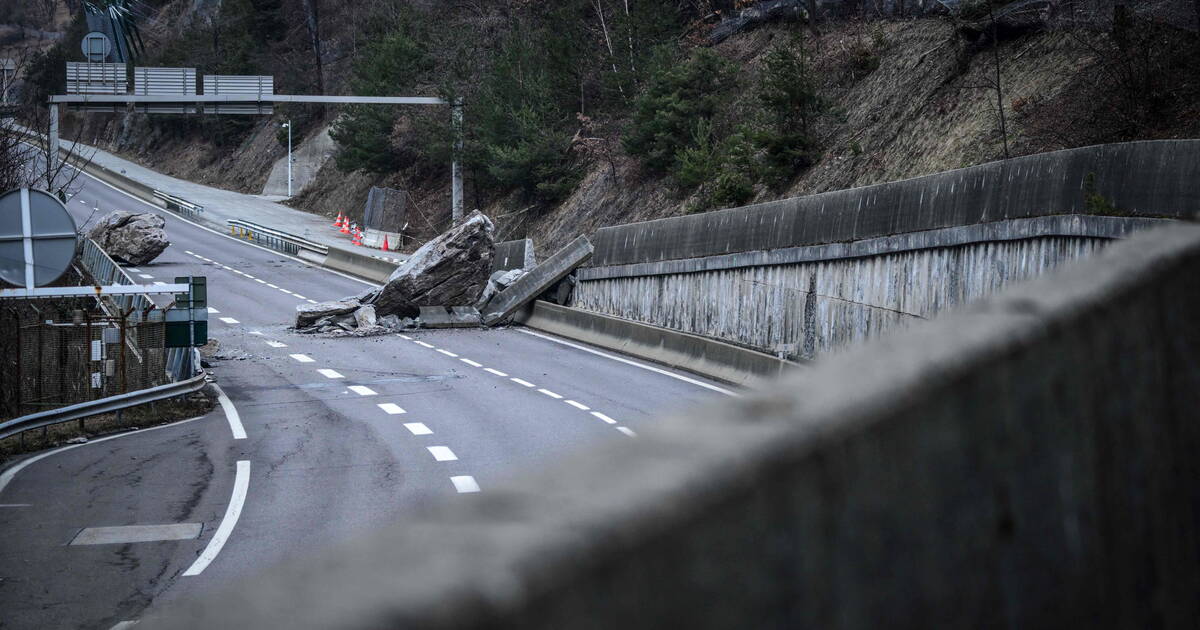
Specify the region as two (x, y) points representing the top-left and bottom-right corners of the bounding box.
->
(348, 385), (377, 396)
(109, 621), (139, 629)
(70, 523), (202, 545)
(377, 403), (406, 415)
(265, 340), (287, 348)
(293, 294), (308, 299)
(460, 358), (482, 368)
(137, 273), (153, 279)
(128, 268), (142, 272)
(436, 349), (458, 357)
(317, 369), (344, 379)
(306, 299), (318, 304)
(426, 446), (457, 461)
(616, 426), (638, 438)
(266, 283), (278, 289)
(517, 329), (737, 397)
(451, 476), (481, 493)
(511, 378), (535, 388)
(184, 250), (194, 254)
(218, 317), (239, 324)
(565, 400), (590, 410)
(289, 353), (314, 363)
(414, 341), (435, 349)
(484, 368), (508, 377)
(249, 331), (264, 336)
(207, 307), (219, 314)
(183, 460), (250, 577)
(213, 384), (247, 440)
(280, 289), (293, 294)
(398, 334), (412, 340)
(404, 422), (432, 435)
(591, 411), (617, 425)
(538, 388), (563, 399)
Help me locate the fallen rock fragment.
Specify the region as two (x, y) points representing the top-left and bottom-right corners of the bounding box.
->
(295, 299), (360, 329)
(89, 210), (170, 265)
(353, 305), (377, 329)
(367, 211), (495, 318)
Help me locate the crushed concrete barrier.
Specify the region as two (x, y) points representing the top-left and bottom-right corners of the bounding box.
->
(482, 236), (592, 326)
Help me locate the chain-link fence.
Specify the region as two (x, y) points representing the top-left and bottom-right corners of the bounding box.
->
(0, 302), (169, 420)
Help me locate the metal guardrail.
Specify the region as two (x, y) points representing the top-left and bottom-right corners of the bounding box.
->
(227, 219), (329, 257)
(153, 189), (204, 220)
(0, 369), (207, 441)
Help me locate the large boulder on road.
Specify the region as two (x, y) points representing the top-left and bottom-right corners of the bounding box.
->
(89, 211), (170, 265)
(366, 211), (495, 318)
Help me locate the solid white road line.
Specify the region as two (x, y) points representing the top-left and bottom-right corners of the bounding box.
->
(213, 384), (248, 440)
(218, 317), (239, 324)
(436, 349), (458, 357)
(616, 426), (638, 438)
(70, 523), (202, 545)
(565, 400), (590, 410)
(265, 340), (287, 348)
(591, 411), (617, 425)
(254, 278), (266, 284)
(511, 378), (535, 387)
(0, 415), (209, 498)
(537, 388), (563, 399)
(183, 460), (250, 577)
(426, 446), (457, 461)
(517, 329), (737, 397)
(484, 368), (508, 377)
(460, 358), (483, 368)
(289, 353), (315, 363)
(317, 368), (344, 379)
(348, 385), (377, 396)
(377, 403), (406, 415)
(451, 476), (481, 493)
(414, 340), (434, 348)
(207, 307), (219, 314)
(404, 422), (432, 435)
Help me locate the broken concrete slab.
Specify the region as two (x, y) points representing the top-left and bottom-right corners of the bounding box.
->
(353, 304), (377, 328)
(295, 299), (360, 328)
(482, 235), (593, 326)
(419, 306), (482, 329)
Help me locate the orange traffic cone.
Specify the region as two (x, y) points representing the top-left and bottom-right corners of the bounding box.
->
(381, 234), (390, 251)
(332, 213), (342, 229)
(340, 219), (351, 235)
(352, 227), (364, 246)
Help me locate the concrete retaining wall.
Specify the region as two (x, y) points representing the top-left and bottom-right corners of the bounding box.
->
(575, 233), (1110, 358)
(150, 222), (1200, 630)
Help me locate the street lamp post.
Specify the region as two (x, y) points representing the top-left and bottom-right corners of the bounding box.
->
(281, 120), (292, 197)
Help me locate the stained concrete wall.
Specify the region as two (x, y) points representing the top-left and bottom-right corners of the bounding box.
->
(149, 223), (1200, 630)
(575, 234), (1108, 358)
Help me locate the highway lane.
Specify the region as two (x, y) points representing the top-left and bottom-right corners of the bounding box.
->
(0, 166), (730, 628)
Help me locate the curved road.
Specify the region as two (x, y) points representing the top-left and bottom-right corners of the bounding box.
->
(0, 167), (731, 629)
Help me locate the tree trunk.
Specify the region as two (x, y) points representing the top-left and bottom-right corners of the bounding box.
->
(300, 0), (325, 95)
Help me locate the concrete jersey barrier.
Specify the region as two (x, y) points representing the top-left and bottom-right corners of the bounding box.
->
(146, 222), (1200, 630)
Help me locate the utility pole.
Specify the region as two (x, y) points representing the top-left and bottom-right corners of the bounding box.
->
(451, 99), (463, 225)
(282, 120), (293, 197)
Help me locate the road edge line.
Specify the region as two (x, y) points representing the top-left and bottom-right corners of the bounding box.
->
(182, 459), (250, 577)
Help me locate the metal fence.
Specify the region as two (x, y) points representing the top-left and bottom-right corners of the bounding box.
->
(0, 239), (201, 421)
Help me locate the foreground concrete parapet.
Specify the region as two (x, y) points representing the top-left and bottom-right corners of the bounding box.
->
(482, 235), (592, 326)
(148, 223), (1200, 629)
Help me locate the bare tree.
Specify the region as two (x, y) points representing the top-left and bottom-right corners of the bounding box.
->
(300, 0), (326, 95)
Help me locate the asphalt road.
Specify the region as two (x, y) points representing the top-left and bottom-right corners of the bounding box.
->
(0, 166), (732, 629)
